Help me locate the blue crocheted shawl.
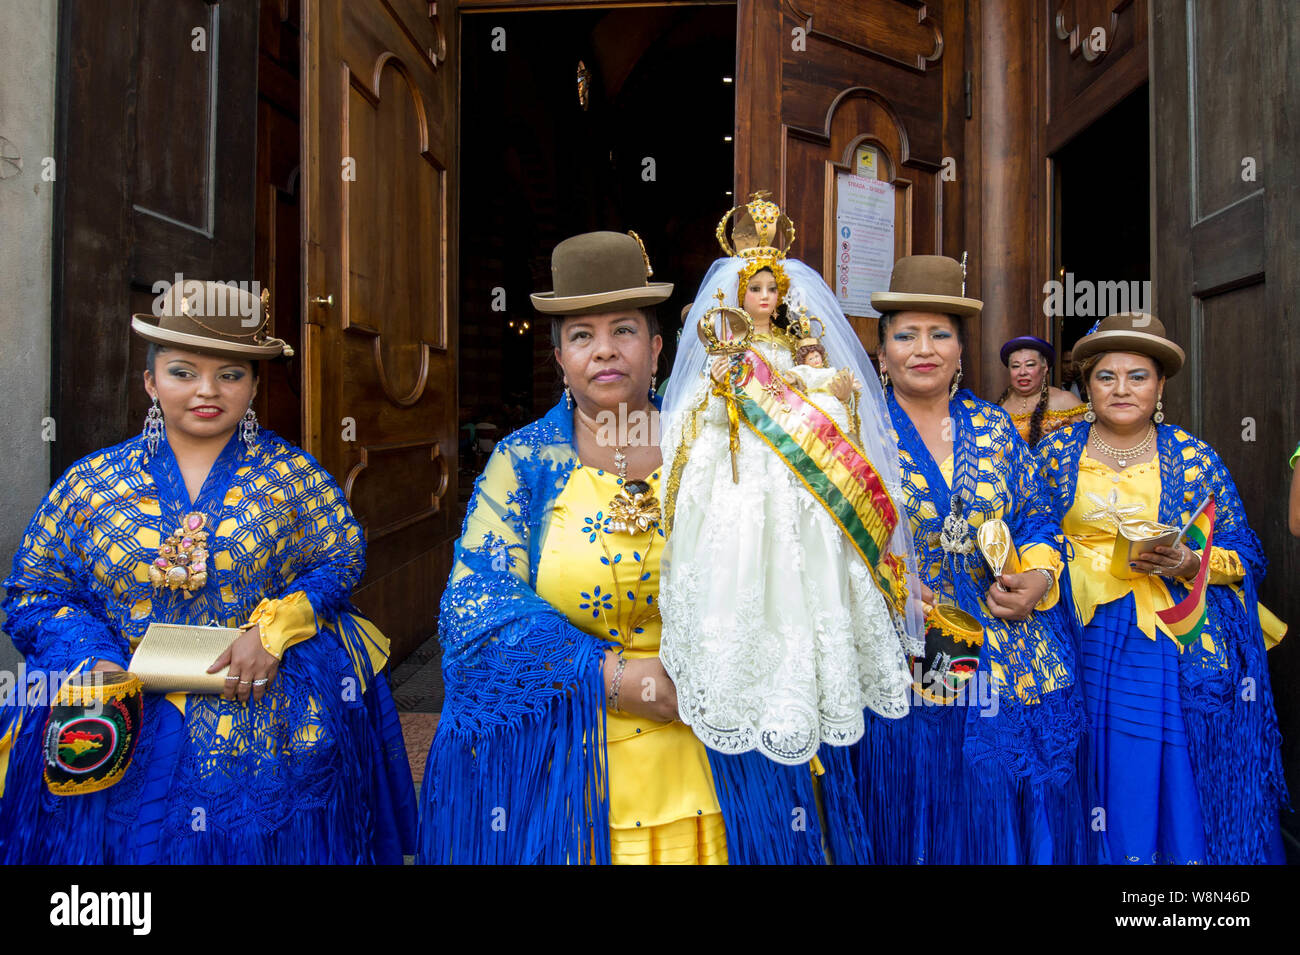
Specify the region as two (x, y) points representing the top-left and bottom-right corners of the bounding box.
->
(885, 388), (1087, 784)
(1036, 421), (1288, 862)
(0, 429), (410, 863)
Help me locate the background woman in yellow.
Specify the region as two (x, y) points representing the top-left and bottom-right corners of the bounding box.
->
(996, 335), (1087, 446)
(420, 232), (869, 864)
(1036, 313), (1287, 864)
(0, 282), (415, 863)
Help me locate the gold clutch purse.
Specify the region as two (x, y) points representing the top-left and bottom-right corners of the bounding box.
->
(127, 622), (242, 694)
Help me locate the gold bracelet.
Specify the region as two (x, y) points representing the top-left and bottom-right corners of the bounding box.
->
(609, 655), (628, 712)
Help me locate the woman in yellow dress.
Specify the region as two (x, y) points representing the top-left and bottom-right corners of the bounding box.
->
(419, 232), (869, 864)
(1036, 312), (1286, 863)
(997, 335), (1087, 446)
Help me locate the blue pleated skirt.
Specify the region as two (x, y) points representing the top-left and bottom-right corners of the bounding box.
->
(1083, 594), (1207, 864)
(855, 700), (1087, 865)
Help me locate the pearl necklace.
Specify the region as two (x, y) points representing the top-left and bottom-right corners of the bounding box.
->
(1090, 423), (1155, 468)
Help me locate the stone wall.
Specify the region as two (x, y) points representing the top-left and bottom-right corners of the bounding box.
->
(0, 0), (58, 673)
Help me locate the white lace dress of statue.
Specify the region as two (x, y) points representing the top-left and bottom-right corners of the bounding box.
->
(659, 194), (921, 767)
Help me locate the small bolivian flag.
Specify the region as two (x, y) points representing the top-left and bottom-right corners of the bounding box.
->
(1156, 496), (1216, 647)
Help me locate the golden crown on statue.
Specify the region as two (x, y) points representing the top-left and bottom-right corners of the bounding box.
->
(716, 190), (797, 259)
(788, 304), (825, 347)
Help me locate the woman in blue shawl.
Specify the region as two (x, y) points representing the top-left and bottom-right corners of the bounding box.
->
(855, 255), (1090, 864)
(0, 281), (415, 863)
(419, 232), (873, 864)
(1036, 312), (1287, 864)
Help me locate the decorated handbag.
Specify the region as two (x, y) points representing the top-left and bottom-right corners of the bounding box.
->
(43, 670), (144, 796)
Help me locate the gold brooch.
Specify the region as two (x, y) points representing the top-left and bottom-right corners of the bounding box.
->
(149, 511), (210, 594)
(607, 481), (661, 535)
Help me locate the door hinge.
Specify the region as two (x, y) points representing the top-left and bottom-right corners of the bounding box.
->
(964, 71), (973, 120)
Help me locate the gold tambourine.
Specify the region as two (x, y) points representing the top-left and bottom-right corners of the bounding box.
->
(697, 289), (754, 355)
(43, 670), (144, 796)
(913, 603), (985, 705)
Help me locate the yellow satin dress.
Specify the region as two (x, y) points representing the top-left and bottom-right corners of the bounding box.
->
(534, 464), (727, 864)
(1061, 451), (1286, 648)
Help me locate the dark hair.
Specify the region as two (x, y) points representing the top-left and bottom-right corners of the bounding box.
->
(795, 341), (827, 365)
(998, 349), (1053, 446)
(997, 382), (1051, 446)
(145, 342), (259, 378)
(550, 306), (660, 349)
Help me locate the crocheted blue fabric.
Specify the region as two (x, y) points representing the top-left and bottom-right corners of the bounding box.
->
(855, 389), (1089, 864)
(0, 429), (415, 863)
(888, 389), (1087, 781)
(1037, 421), (1288, 863)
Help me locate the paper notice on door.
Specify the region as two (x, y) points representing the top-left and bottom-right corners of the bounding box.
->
(834, 173), (895, 318)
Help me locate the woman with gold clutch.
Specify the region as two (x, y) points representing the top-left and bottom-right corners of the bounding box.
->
(856, 255), (1090, 864)
(1035, 313), (1286, 864)
(0, 282), (415, 863)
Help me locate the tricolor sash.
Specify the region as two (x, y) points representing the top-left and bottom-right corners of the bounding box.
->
(723, 348), (907, 610)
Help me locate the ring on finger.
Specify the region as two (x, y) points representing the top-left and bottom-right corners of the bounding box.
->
(252, 678), (269, 686)
(224, 675), (240, 682)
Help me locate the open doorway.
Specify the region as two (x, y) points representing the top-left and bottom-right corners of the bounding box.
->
(457, 5), (737, 506)
(1051, 84), (1150, 388)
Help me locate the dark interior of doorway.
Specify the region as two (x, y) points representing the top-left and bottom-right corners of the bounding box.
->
(457, 5), (737, 507)
(1053, 84), (1150, 378)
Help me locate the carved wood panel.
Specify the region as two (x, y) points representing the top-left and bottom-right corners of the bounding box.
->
(304, 0), (458, 662)
(742, 0), (965, 372)
(1047, 0), (1147, 151)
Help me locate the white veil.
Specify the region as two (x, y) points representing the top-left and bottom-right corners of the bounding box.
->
(660, 255), (925, 652)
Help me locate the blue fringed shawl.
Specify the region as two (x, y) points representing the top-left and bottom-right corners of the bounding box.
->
(858, 390), (1089, 864)
(1037, 422), (1288, 863)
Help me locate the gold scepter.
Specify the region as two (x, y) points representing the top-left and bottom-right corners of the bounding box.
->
(697, 288), (754, 483)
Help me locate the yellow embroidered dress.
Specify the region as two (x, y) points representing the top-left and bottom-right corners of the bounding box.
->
(1008, 404), (1088, 446)
(535, 464), (725, 864)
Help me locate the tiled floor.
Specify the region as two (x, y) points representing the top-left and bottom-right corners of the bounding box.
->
(398, 712), (439, 786)
(388, 635), (444, 789)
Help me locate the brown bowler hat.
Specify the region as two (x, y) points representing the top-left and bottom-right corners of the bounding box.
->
(871, 254), (982, 318)
(530, 231), (673, 315)
(132, 280), (291, 359)
(1072, 312), (1184, 377)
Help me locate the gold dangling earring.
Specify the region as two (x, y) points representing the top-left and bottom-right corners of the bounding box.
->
(564, 385), (573, 410)
(1084, 399), (1096, 423)
(879, 366), (889, 391)
(1153, 394), (1165, 424)
(949, 363), (963, 399)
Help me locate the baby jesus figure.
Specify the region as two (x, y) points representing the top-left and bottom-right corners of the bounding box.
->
(787, 337), (862, 438)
